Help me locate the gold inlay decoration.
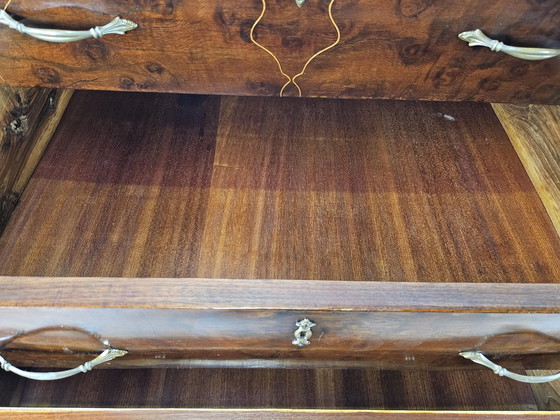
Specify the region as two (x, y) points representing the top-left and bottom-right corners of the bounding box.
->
(250, 0), (340, 97)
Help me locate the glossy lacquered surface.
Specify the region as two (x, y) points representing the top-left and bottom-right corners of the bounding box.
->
(1, 92), (558, 282)
(0, 0), (559, 102)
(0, 362), (553, 414)
(0, 91), (559, 370)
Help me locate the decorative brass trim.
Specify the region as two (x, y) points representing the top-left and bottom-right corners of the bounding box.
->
(250, 0), (340, 97)
(290, 0), (340, 96)
(292, 318), (316, 347)
(249, 0), (293, 95)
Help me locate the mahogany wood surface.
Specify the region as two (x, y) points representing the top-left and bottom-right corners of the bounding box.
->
(527, 371), (560, 411)
(4, 306), (560, 369)
(0, 90), (559, 370)
(0, 410), (558, 419)
(1, 91), (560, 368)
(1, 91), (559, 283)
(1, 1), (559, 102)
(0, 87), (72, 234)
(3, 277), (560, 312)
(493, 104), (560, 237)
(0, 367), (540, 411)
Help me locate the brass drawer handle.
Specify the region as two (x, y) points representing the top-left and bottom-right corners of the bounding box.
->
(460, 351), (560, 383)
(0, 9), (137, 43)
(0, 348), (127, 381)
(459, 29), (560, 61)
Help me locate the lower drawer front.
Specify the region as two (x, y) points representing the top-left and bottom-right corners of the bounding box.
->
(0, 362), (547, 413)
(2, 305), (560, 370)
(0, 0), (559, 102)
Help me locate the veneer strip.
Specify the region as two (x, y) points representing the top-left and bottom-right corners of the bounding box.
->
(0, 409), (557, 419)
(1, 277), (560, 312)
(493, 104), (560, 237)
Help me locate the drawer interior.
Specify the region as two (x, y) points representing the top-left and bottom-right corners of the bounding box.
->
(0, 366), (549, 411)
(0, 91), (559, 282)
(0, 91), (559, 414)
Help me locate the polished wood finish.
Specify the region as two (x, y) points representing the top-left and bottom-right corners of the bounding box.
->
(197, 96), (560, 282)
(0, 371), (21, 407)
(1, 410), (557, 419)
(493, 104), (560, 236)
(0, 87), (72, 234)
(1, 91), (560, 369)
(0, 1), (559, 102)
(1, 92), (559, 283)
(528, 371), (560, 411)
(0, 92), (219, 278)
(3, 278), (560, 312)
(1, 366), (539, 411)
(4, 306), (560, 369)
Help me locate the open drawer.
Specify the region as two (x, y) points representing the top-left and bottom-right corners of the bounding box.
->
(0, 90), (560, 382)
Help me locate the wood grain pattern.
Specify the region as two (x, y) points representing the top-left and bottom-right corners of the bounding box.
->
(3, 277), (560, 312)
(1, 91), (559, 283)
(4, 367), (539, 411)
(0, 91), (220, 277)
(196, 97), (560, 282)
(1, 92), (560, 370)
(0, 370), (22, 407)
(1, 410), (557, 419)
(493, 104), (560, 236)
(0, 1), (559, 102)
(4, 306), (560, 369)
(0, 87), (72, 234)
(527, 371), (560, 411)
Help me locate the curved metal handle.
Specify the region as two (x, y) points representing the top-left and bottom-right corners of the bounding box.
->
(0, 348), (127, 380)
(459, 29), (560, 61)
(0, 10), (137, 43)
(460, 351), (560, 383)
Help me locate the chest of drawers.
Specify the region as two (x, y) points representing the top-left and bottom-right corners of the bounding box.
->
(1, 0), (560, 416)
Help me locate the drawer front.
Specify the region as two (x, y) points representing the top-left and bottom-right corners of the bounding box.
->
(2, 279), (560, 372)
(0, 0), (559, 103)
(3, 307), (560, 370)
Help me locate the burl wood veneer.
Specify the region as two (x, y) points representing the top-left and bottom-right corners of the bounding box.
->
(0, 0), (559, 102)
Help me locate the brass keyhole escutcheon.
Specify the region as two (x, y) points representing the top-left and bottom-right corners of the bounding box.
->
(292, 318), (316, 347)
